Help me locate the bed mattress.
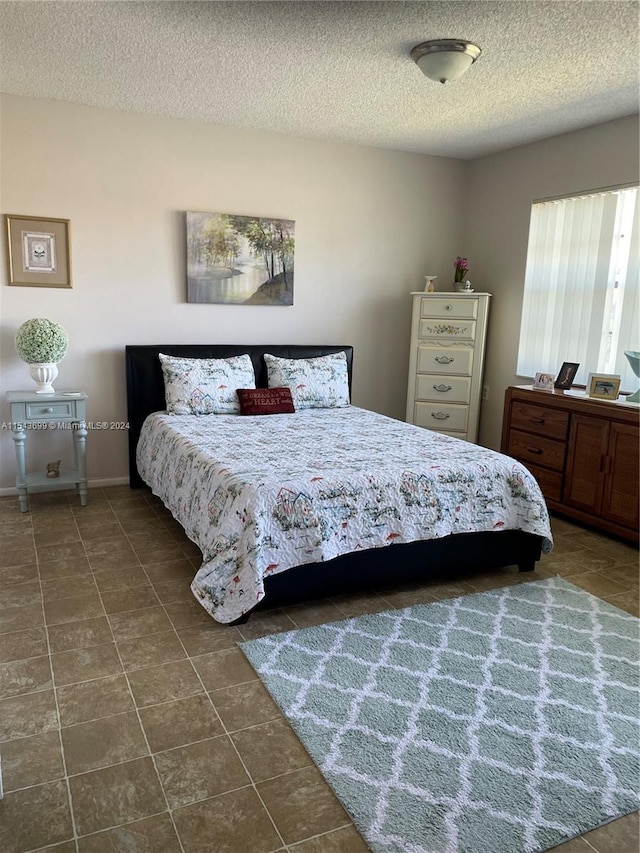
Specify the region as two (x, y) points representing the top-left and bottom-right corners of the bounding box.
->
(137, 406), (553, 622)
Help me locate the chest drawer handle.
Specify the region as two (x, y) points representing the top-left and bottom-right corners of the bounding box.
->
(435, 356), (454, 364)
(431, 411), (450, 420)
(433, 384), (452, 392)
(530, 417), (545, 425)
(444, 304), (452, 311)
(527, 446), (543, 455)
(43, 408), (54, 414)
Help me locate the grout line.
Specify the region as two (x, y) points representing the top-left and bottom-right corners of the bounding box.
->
(82, 536), (189, 853)
(34, 493), (82, 853)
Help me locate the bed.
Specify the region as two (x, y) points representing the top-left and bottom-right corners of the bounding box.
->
(126, 344), (552, 623)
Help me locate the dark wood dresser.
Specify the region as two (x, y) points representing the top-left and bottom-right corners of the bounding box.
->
(501, 385), (639, 543)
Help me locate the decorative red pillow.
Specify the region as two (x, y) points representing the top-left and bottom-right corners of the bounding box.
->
(236, 387), (295, 415)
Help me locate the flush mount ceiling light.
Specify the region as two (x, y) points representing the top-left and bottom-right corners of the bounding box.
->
(410, 39), (482, 84)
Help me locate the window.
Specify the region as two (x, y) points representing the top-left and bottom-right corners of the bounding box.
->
(517, 186), (639, 393)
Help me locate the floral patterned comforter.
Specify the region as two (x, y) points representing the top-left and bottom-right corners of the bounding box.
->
(137, 407), (553, 623)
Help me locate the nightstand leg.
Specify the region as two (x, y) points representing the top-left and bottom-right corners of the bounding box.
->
(74, 421), (88, 507)
(11, 423), (29, 512)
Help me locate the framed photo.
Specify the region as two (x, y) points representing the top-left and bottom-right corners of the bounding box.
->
(5, 215), (71, 288)
(587, 373), (621, 400)
(533, 372), (555, 391)
(554, 361), (580, 389)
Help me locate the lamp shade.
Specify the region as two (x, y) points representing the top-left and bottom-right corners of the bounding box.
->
(411, 40), (481, 84)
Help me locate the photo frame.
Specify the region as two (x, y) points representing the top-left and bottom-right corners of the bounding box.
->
(533, 372), (555, 391)
(554, 361), (580, 390)
(587, 373), (621, 400)
(5, 214), (71, 288)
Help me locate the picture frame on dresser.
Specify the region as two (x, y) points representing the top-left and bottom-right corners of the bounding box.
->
(532, 372), (555, 391)
(587, 373), (621, 400)
(554, 361), (580, 390)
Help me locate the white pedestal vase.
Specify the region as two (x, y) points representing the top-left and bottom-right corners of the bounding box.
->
(29, 362), (59, 394)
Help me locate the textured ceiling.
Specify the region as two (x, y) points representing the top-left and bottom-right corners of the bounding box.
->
(0, 1), (638, 159)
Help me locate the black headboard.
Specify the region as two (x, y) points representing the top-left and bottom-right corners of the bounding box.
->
(125, 344), (354, 488)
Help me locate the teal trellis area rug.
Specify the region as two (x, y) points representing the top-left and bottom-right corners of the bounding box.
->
(240, 577), (640, 853)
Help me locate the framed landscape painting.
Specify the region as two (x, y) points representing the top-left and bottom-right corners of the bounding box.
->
(186, 211), (295, 305)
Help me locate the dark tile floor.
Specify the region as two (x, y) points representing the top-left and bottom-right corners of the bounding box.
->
(0, 486), (637, 852)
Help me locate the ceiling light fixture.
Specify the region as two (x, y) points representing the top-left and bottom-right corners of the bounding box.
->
(410, 39), (481, 84)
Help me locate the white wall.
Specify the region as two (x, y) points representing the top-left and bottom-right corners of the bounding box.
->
(0, 94), (465, 489)
(464, 115), (639, 450)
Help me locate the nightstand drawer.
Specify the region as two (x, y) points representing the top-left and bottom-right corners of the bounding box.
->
(416, 375), (471, 404)
(508, 429), (566, 472)
(420, 298), (478, 319)
(511, 401), (569, 441)
(25, 401), (75, 420)
(416, 345), (473, 376)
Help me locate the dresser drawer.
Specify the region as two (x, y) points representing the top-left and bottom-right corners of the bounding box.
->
(416, 345), (473, 376)
(419, 319), (476, 342)
(510, 401), (569, 441)
(508, 429), (566, 472)
(416, 375), (471, 404)
(25, 401), (75, 420)
(414, 402), (469, 432)
(420, 297), (478, 319)
(518, 460), (563, 502)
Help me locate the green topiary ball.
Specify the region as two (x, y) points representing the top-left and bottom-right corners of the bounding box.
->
(15, 318), (69, 364)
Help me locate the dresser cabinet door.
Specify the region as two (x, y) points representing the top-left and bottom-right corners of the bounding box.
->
(601, 422), (639, 529)
(564, 415), (609, 514)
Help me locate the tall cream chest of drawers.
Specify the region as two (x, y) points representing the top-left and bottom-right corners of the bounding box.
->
(405, 292), (491, 443)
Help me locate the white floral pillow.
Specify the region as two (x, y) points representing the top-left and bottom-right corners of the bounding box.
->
(159, 353), (255, 415)
(264, 351), (350, 409)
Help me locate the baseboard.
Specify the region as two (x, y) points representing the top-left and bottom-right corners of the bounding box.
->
(0, 476), (130, 497)
(89, 477), (131, 489)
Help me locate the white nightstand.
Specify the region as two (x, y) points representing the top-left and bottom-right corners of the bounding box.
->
(6, 390), (88, 512)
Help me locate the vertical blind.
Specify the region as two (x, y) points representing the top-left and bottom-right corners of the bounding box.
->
(517, 186), (639, 393)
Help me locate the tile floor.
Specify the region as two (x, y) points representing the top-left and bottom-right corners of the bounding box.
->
(0, 485), (638, 853)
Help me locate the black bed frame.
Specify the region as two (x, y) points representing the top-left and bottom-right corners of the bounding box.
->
(125, 344), (542, 618)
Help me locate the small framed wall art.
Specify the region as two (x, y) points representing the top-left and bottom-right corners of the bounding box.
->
(587, 373), (621, 400)
(554, 361), (580, 389)
(5, 214), (72, 288)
